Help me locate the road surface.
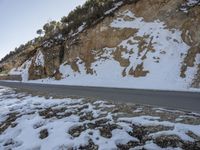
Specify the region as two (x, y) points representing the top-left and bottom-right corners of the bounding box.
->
(0, 81), (200, 113)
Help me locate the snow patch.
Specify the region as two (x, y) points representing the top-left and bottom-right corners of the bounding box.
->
(35, 51), (45, 66)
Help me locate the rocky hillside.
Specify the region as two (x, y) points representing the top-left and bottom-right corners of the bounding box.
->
(0, 0), (200, 90)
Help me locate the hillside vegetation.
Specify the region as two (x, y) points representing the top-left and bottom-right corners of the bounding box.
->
(0, 0), (138, 64)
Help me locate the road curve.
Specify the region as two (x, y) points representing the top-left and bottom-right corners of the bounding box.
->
(0, 81), (200, 113)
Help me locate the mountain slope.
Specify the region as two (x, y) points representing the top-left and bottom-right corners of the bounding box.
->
(0, 0), (200, 91)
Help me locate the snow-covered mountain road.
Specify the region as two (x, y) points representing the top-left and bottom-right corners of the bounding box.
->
(0, 81), (200, 113)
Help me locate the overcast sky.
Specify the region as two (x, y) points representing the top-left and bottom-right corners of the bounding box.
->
(0, 0), (86, 59)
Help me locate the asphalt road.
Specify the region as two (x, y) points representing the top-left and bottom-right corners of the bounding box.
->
(0, 81), (200, 113)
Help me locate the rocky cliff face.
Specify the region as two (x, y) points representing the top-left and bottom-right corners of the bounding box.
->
(1, 0), (200, 90)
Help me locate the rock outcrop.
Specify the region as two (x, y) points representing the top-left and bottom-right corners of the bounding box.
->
(0, 0), (200, 89)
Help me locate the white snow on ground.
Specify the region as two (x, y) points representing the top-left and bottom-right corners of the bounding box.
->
(6, 10), (200, 92)
(0, 86), (200, 150)
(108, 10), (193, 89)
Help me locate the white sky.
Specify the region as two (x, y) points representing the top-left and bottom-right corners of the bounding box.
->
(0, 0), (86, 59)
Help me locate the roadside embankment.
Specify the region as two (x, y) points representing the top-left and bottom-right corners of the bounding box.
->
(0, 74), (22, 81)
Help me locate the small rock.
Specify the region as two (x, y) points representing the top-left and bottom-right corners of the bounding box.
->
(99, 124), (119, 138)
(79, 139), (98, 150)
(154, 135), (182, 148)
(39, 129), (49, 139)
(183, 141), (200, 150)
(68, 125), (86, 137)
(117, 141), (139, 150)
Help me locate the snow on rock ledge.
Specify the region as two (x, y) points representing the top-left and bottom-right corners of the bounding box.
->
(35, 50), (45, 67)
(31, 10), (196, 91)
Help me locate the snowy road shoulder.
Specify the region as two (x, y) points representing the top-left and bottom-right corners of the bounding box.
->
(0, 86), (200, 150)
